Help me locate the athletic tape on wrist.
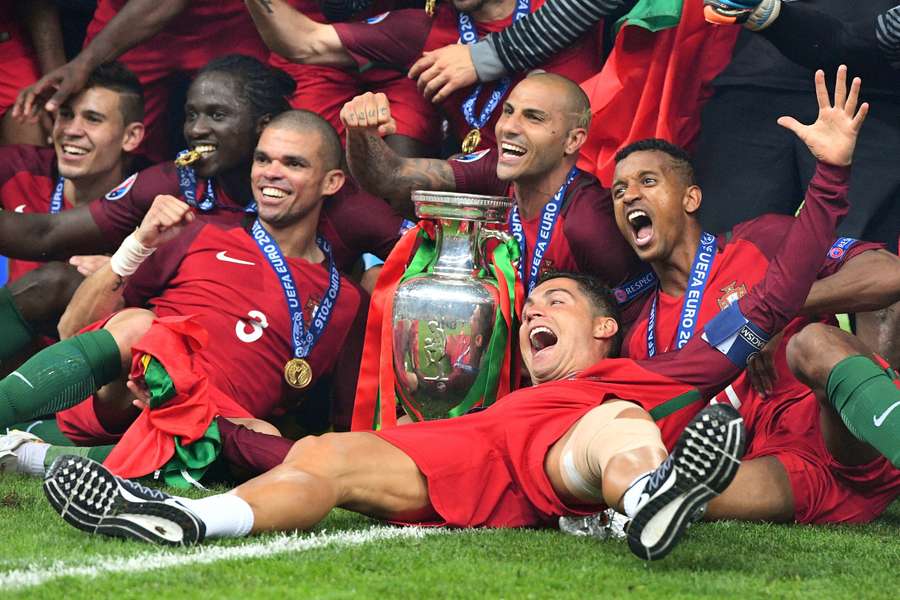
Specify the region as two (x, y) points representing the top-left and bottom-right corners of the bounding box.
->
(110, 233), (156, 277)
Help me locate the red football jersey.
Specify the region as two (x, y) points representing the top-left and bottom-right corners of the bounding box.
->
(334, 0), (603, 151)
(0, 146), (75, 280)
(624, 213), (883, 444)
(449, 148), (649, 309)
(88, 161), (403, 270)
(123, 221), (366, 420)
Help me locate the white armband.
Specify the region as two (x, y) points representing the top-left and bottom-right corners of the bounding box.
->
(109, 233), (156, 277)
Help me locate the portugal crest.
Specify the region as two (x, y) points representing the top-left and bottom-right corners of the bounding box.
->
(717, 281), (747, 310)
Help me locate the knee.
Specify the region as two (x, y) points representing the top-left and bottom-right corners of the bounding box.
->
(102, 308), (156, 363)
(283, 432), (350, 475)
(10, 262), (84, 320)
(787, 323), (865, 386)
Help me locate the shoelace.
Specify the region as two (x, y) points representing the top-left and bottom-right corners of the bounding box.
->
(119, 476), (171, 502)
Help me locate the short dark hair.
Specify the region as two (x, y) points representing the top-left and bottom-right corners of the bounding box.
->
(266, 110), (342, 171)
(524, 71), (591, 130)
(84, 61), (144, 124)
(196, 54), (296, 125)
(536, 270), (623, 357)
(615, 138), (695, 186)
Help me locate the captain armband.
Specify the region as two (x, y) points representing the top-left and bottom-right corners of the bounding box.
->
(700, 303), (770, 367)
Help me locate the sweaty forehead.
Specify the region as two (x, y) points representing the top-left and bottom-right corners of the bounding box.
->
(507, 79), (564, 112)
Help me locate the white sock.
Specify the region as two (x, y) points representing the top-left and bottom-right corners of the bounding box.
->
(621, 472), (653, 518)
(176, 492), (255, 539)
(16, 442), (49, 476)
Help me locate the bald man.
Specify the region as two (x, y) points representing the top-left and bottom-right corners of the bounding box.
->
(341, 73), (653, 318)
(0, 110), (367, 482)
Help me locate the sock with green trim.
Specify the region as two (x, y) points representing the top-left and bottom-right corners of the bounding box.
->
(8, 419), (77, 446)
(40, 444), (114, 474)
(0, 286), (36, 362)
(0, 329), (122, 429)
(826, 355), (900, 468)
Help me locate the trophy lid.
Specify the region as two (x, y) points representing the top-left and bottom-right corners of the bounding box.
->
(411, 190), (514, 224)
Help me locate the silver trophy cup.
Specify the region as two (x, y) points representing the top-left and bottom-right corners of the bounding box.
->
(392, 191), (514, 421)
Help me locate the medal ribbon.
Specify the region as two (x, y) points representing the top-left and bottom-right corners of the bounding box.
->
(49, 177), (65, 214)
(250, 220), (341, 360)
(457, 0), (530, 132)
(176, 151), (217, 212)
(508, 165), (579, 295)
(647, 231), (717, 357)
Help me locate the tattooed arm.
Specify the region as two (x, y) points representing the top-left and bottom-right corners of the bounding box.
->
(58, 195), (195, 338)
(341, 93), (455, 217)
(245, 0), (353, 66)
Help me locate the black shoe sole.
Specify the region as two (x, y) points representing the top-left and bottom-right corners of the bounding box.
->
(43, 455), (203, 546)
(627, 403), (746, 561)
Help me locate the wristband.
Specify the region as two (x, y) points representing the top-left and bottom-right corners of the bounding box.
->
(110, 233), (156, 277)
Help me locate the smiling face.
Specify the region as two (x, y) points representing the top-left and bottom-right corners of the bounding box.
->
(250, 125), (344, 228)
(494, 77), (586, 184)
(53, 87), (141, 180)
(183, 72), (259, 178)
(519, 277), (619, 385)
(611, 150), (701, 264)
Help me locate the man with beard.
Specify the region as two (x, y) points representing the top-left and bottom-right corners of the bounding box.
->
(0, 111), (367, 484)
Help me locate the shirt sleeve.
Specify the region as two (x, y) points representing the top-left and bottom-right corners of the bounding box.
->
(448, 148), (507, 195)
(324, 183), (404, 263)
(487, 0), (623, 74)
(639, 162), (851, 399)
(332, 9), (431, 69)
(88, 162), (178, 244)
(760, 1), (900, 84)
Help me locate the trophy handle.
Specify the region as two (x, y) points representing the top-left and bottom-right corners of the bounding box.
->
(477, 228), (515, 274)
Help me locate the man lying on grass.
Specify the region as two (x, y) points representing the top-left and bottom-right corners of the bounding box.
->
(41, 66), (879, 561)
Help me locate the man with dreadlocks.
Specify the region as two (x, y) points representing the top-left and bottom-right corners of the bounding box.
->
(0, 55), (405, 392)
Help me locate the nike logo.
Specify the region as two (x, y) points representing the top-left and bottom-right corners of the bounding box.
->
(873, 400), (900, 427)
(13, 204), (26, 213)
(216, 251), (255, 266)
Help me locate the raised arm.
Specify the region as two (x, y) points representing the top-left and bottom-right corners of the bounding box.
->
(340, 93), (455, 216)
(644, 66), (867, 398)
(705, 1), (900, 82)
(244, 0), (353, 67)
(13, 0), (191, 122)
(58, 195), (194, 337)
(20, 0), (66, 76)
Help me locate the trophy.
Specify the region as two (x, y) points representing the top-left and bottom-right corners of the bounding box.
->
(391, 191), (515, 421)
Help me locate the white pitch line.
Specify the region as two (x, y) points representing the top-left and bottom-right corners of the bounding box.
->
(0, 526), (452, 591)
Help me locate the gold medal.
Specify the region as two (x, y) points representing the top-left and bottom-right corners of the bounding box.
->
(174, 149), (202, 167)
(284, 358), (313, 389)
(425, 0), (436, 16)
(461, 128), (481, 154)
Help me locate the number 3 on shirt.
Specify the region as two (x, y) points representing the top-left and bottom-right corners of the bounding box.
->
(235, 310), (268, 343)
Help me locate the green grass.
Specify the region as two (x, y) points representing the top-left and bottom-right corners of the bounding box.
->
(1, 474), (897, 599)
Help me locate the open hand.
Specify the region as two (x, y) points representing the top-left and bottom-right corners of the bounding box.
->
(69, 255), (111, 277)
(339, 92), (397, 136)
(777, 65), (868, 167)
(408, 43), (478, 103)
(11, 58), (92, 123)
